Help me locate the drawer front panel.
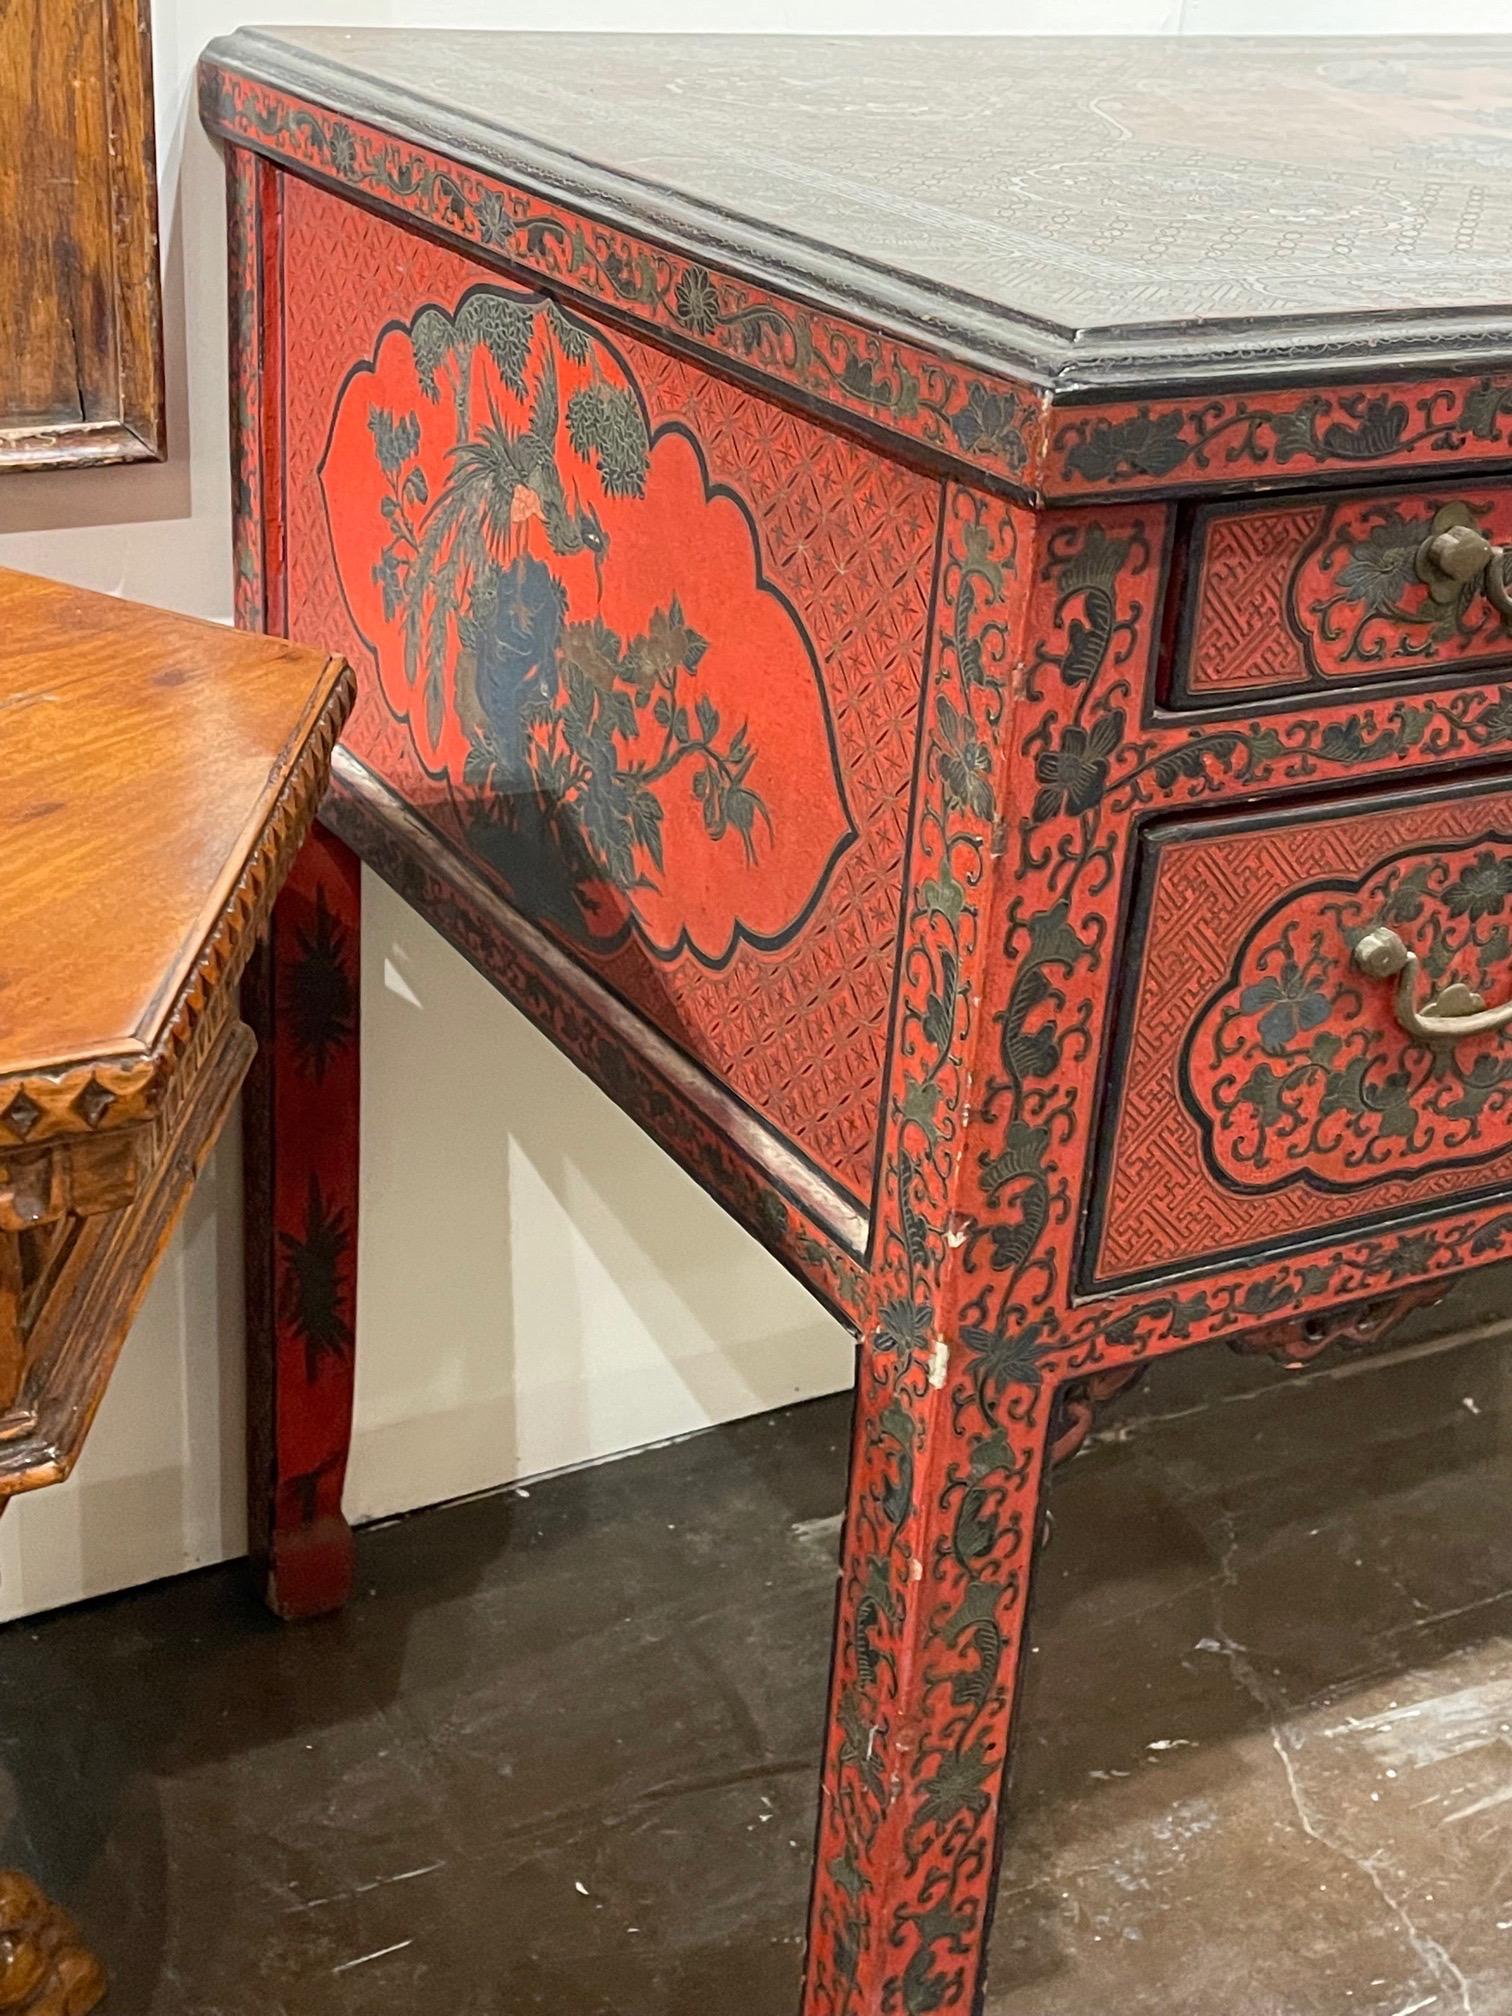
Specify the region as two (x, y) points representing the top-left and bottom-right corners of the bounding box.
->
(1088, 778), (1512, 1287)
(1175, 486), (1512, 705)
(278, 176), (945, 1215)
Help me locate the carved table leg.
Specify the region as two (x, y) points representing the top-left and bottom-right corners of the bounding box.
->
(0, 1871), (104, 2015)
(802, 1341), (1053, 2015)
(242, 828), (362, 1620)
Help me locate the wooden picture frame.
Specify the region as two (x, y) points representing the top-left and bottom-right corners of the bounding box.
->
(1, 0), (164, 471)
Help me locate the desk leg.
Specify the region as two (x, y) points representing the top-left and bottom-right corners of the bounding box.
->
(243, 828), (361, 1621)
(803, 1349), (1053, 2015)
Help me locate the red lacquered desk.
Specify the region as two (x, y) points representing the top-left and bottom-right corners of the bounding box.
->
(203, 29), (1512, 2010)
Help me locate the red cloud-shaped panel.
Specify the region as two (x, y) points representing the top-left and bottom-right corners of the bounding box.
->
(321, 284), (853, 967)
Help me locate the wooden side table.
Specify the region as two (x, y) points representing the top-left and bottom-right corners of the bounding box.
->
(0, 568), (351, 2010)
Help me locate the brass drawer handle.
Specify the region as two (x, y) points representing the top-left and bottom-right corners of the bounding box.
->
(1354, 924), (1512, 1041)
(1415, 503), (1512, 623)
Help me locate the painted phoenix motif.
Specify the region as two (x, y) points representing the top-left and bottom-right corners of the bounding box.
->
(323, 284), (852, 966)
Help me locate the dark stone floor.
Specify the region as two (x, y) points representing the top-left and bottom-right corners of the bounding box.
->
(3, 1274), (1512, 2014)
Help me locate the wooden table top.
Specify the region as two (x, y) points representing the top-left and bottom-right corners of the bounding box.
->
(209, 27), (1512, 388)
(0, 569), (350, 1112)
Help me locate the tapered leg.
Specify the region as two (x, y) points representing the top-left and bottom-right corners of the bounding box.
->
(803, 1340), (1053, 2015)
(243, 827), (362, 1620)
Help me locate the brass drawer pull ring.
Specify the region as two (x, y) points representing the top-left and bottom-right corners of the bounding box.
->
(1354, 924), (1512, 1041)
(1415, 503), (1512, 623)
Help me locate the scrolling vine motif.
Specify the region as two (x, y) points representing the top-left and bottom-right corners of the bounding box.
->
(1190, 841), (1512, 1188)
(809, 487), (1037, 2016)
(960, 509), (1512, 1394)
(814, 495), (1512, 2014)
(1052, 380), (1512, 492)
(210, 69), (1512, 501)
(1302, 500), (1492, 666)
(204, 68), (1038, 482)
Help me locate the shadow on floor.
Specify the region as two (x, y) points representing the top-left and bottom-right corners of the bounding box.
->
(1, 1270), (1508, 2014)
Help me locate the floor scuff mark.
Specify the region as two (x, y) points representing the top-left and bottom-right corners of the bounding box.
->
(1205, 1511), (1479, 2016)
(331, 1940), (414, 1975)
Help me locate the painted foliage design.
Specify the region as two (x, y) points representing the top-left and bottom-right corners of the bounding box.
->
(1295, 493), (1512, 673)
(807, 490), (1049, 2016)
(205, 67), (1038, 489)
(279, 178), (942, 1206)
(1185, 490), (1512, 700)
(797, 488), (1512, 2013)
(965, 515), (1512, 1369)
(208, 64), (1512, 503)
(1089, 778), (1512, 1287)
(813, 545), (1512, 2016)
(1189, 836), (1512, 1187)
(1050, 377), (1512, 494)
(323, 283), (851, 965)
(217, 100), (1512, 2016)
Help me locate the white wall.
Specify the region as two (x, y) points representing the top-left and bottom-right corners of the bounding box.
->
(0, 0), (1499, 1618)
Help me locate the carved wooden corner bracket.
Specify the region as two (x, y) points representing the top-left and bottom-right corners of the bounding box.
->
(1048, 1286), (1445, 1467)
(1049, 1364), (1148, 1466)
(1227, 1286), (1444, 1369)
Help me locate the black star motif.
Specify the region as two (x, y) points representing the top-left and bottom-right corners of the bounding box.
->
(277, 1174), (354, 1384)
(279, 885), (357, 1084)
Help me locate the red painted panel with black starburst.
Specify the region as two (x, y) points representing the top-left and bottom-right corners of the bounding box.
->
(242, 823), (362, 1621)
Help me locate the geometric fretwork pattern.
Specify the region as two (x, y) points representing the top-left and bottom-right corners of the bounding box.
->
(1183, 488), (1512, 700)
(1182, 502), (1318, 695)
(602, 334), (938, 1207)
(1093, 783), (1512, 1284)
(280, 178), (940, 1209)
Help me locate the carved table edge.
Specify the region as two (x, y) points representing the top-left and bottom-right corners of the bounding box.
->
(0, 660), (354, 1153)
(0, 1017), (257, 1498)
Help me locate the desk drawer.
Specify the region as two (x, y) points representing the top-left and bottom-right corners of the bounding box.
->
(1174, 485), (1512, 706)
(1087, 775), (1512, 1290)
